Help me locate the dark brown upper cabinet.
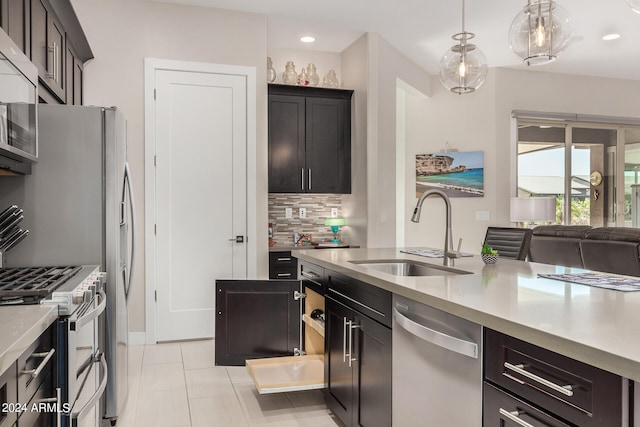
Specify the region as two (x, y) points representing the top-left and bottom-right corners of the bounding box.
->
(1, 0), (92, 105)
(31, 0), (66, 102)
(268, 84), (353, 194)
(0, 0), (30, 55)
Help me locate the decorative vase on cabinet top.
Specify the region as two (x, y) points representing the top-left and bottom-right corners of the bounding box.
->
(267, 57), (276, 83)
(282, 61), (298, 85)
(298, 68), (309, 86)
(322, 69), (339, 88)
(307, 63), (319, 86)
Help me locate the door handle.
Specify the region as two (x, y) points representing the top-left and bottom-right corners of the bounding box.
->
(348, 321), (360, 367)
(229, 235), (244, 243)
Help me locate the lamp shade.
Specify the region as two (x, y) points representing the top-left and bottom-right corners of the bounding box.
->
(324, 218), (345, 227)
(510, 197), (556, 222)
(508, 0), (573, 65)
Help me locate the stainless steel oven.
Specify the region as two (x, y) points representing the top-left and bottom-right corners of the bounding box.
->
(45, 266), (107, 427)
(0, 264), (107, 427)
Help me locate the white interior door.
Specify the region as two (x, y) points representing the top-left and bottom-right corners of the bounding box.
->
(154, 68), (247, 341)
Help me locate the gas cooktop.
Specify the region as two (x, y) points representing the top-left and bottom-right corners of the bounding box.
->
(0, 266), (82, 305)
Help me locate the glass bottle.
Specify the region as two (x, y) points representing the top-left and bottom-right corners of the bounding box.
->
(322, 69), (339, 88)
(298, 67), (309, 86)
(282, 61), (298, 85)
(267, 57), (276, 83)
(307, 63), (319, 86)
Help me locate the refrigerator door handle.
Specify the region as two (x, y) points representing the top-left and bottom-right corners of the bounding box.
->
(123, 161), (136, 300)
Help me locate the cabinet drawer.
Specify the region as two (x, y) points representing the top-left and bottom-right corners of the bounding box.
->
(483, 382), (571, 427)
(17, 326), (55, 405)
(18, 370), (55, 427)
(326, 270), (391, 328)
(269, 252), (298, 279)
(300, 261), (325, 295)
(269, 252), (296, 267)
(0, 364), (17, 427)
(484, 329), (626, 427)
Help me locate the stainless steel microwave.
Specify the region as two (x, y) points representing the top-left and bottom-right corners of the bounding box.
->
(0, 28), (38, 175)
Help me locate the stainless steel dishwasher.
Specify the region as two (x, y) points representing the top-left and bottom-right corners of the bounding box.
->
(392, 294), (482, 426)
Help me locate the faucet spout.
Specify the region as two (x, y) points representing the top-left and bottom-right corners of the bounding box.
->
(411, 189), (459, 266)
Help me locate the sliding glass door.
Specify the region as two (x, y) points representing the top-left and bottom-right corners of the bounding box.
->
(515, 120), (637, 226)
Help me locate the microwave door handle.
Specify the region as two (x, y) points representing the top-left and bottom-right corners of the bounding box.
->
(123, 162), (136, 300)
(70, 354), (108, 422)
(71, 290), (106, 331)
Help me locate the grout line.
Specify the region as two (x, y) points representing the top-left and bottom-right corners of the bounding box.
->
(179, 342), (194, 427)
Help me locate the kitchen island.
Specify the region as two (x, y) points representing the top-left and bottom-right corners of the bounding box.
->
(294, 247), (640, 383)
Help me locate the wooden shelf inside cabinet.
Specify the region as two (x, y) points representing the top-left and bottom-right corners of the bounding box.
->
(246, 354), (325, 394)
(302, 314), (325, 338)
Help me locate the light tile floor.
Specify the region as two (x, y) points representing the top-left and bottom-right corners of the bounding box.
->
(115, 340), (344, 427)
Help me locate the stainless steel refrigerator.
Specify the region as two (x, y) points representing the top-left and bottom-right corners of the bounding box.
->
(0, 104), (135, 426)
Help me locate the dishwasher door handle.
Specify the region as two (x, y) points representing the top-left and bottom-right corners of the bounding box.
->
(393, 308), (478, 358)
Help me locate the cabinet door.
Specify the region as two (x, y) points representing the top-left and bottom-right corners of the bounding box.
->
(73, 55), (82, 105)
(64, 45), (83, 105)
(215, 280), (301, 366)
(268, 94), (305, 192)
(305, 96), (351, 193)
(0, 0), (30, 54)
(30, 0), (65, 103)
(324, 296), (354, 426)
(354, 312), (391, 427)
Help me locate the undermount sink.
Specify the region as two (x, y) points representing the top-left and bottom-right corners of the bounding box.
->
(350, 259), (471, 277)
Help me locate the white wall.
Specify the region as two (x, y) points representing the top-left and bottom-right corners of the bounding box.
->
(71, 0), (269, 334)
(404, 67), (640, 254)
(340, 34), (369, 248)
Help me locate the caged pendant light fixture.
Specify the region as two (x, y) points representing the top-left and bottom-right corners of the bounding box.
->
(508, 0), (573, 66)
(439, 0), (488, 94)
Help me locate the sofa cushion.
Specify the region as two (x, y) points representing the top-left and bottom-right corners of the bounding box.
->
(532, 225), (592, 238)
(584, 227), (640, 242)
(581, 227), (640, 276)
(529, 225), (592, 268)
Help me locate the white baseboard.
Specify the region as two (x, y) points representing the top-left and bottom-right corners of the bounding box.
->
(128, 332), (146, 346)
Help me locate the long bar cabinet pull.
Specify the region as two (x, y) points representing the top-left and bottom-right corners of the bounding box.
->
(342, 317), (348, 363)
(504, 362), (574, 396)
(22, 348), (56, 379)
(498, 408), (536, 427)
(348, 321), (360, 367)
(301, 169), (305, 190)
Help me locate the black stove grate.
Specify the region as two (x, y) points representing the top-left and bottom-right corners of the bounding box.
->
(0, 266), (81, 305)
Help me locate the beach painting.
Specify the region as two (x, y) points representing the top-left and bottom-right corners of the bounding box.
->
(416, 151), (484, 198)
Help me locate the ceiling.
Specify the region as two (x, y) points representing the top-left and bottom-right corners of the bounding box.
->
(152, 0), (640, 81)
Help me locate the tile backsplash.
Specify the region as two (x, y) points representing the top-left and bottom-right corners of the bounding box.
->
(268, 194), (343, 245)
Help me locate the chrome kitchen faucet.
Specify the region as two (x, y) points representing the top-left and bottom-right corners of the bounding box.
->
(411, 189), (462, 267)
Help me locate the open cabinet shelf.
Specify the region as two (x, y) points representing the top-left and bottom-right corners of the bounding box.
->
(302, 313), (325, 337)
(246, 354), (325, 394)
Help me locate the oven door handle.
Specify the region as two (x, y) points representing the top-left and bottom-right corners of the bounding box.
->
(70, 353), (108, 422)
(72, 290), (106, 331)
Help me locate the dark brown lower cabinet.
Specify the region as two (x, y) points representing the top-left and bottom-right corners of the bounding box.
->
(324, 294), (391, 427)
(484, 329), (629, 427)
(484, 382), (572, 427)
(215, 280), (300, 366)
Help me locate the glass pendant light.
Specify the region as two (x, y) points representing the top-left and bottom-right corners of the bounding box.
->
(625, 0), (640, 13)
(508, 0), (573, 66)
(439, 0), (488, 94)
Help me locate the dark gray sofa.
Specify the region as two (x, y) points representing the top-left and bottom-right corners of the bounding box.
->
(528, 225), (640, 276)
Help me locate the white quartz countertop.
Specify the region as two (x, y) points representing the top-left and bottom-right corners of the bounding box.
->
(294, 247), (640, 382)
(0, 305), (58, 376)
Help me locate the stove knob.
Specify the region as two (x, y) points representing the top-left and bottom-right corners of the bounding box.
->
(72, 290), (85, 305)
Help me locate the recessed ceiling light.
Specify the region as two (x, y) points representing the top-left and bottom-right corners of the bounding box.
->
(300, 36), (316, 43)
(602, 33), (621, 41)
